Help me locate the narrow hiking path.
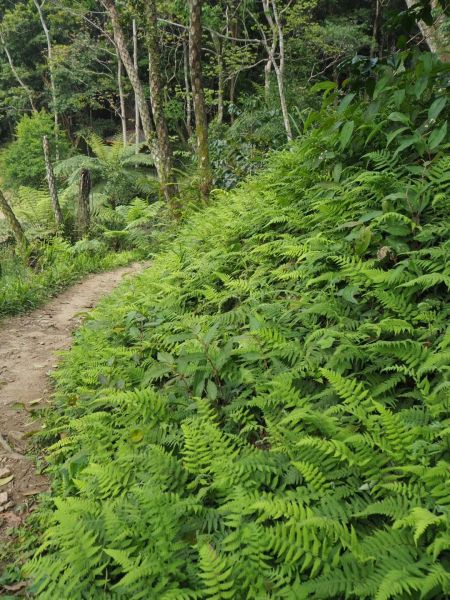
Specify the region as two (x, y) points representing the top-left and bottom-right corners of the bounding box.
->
(0, 262), (144, 540)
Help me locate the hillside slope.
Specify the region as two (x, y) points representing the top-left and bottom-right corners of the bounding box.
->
(26, 53), (450, 599)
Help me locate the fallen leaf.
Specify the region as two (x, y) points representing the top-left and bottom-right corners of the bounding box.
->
(28, 398), (42, 406)
(0, 475), (13, 487)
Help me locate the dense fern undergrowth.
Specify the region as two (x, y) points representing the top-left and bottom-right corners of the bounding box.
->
(26, 53), (450, 599)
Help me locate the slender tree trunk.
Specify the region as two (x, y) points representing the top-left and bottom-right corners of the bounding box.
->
(405, 0), (450, 62)
(183, 38), (193, 139)
(217, 61), (225, 124)
(274, 64), (292, 141)
(370, 0), (381, 59)
(189, 0), (212, 201)
(262, 0), (293, 142)
(229, 74), (237, 123)
(264, 58), (272, 103)
(33, 0), (59, 158)
(227, 8), (237, 123)
(144, 0), (178, 201)
(212, 32), (225, 124)
(77, 169), (91, 239)
(0, 33), (36, 112)
(43, 135), (64, 230)
(103, 2), (150, 140)
(0, 190), (27, 249)
(117, 52), (127, 146)
(133, 19), (141, 153)
(101, 0), (177, 200)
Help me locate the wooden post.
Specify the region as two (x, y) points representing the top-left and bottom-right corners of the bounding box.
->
(77, 169), (91, 239)
(43, 135), (64, 230)
(0, 190), (28, 249)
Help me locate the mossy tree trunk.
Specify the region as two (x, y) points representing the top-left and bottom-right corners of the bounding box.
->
(144, 0), (179, 202)
(102, 0), (153, 141)
(189, 0), (212, 201)
(102, 0), (178, 202)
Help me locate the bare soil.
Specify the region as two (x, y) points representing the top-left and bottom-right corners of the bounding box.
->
(0, 263), (144, 545)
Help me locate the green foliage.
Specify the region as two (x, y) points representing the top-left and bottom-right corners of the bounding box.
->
(209, 103), (286, 189)
(55, 135), (158, 209)
(1, 111), (71, 189)
(25, 54), (450, 598)
(0, 239), (135, 318)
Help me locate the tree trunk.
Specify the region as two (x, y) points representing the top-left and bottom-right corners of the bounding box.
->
(0, 190), (27, 249)
(370, 0), (381, 59)
(212, 32), (225, 124)
(229, 74), (237, 123)
(33, 0), (59, 158)
(0, 33), (36, 112)
(264, 58), (272, 103)
(77, 169), (91, 239)
(101, 0), (178, 201)
(227, 8), (237, 123)
(144, 0), (178, 202)
(274, 64), (292, 141)
(405, 0), (450, 62)
(133, 19), (141, 153)
(262, 0), (293, 142)
(189, 0), (212, 201)
(183, 38), (193, 139)
(117, 52), (127, 146)
(43, 135), (64, 230)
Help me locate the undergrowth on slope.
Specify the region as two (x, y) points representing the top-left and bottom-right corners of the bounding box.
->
(26, 52), (450, 599)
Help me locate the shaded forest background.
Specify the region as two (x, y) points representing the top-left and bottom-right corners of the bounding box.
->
(0, 0), (447, 195)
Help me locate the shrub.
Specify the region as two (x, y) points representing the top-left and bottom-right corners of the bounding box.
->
(1, 111), (71, 189)
(26, 53), (450, 599)
(0, 237), (135, 318)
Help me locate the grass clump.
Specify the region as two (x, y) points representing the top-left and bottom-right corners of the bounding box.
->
(0, 238), (135, 318)
(25, 53), (450, 599)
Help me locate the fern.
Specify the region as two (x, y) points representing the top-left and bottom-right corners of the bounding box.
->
(25, 52), (450, 599)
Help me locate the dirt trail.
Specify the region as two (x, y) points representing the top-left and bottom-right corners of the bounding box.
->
(0, 262), (144, 537)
